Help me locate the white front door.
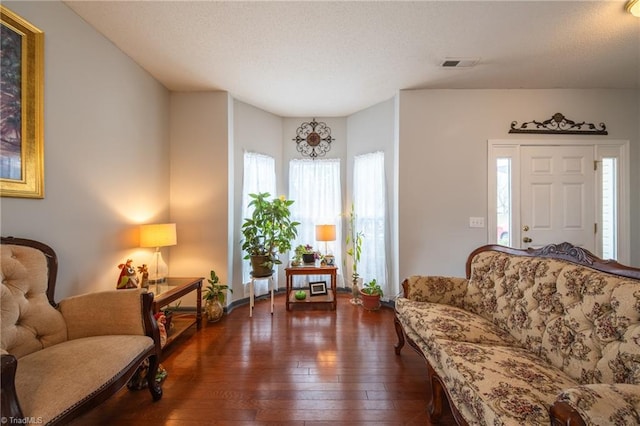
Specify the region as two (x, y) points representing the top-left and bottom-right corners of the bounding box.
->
(520, 145), (596, 251)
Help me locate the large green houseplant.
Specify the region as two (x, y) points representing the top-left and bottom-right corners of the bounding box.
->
(241, 192), (300, 277)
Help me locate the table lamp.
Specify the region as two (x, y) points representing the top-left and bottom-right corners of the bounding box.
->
(140, 223), (177, 285)
(315, 224), (336, 256)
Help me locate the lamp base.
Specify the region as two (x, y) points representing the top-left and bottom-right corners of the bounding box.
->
(149, 250), (169, 286)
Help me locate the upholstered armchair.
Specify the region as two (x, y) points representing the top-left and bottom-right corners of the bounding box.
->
(1, 237), (162, 425)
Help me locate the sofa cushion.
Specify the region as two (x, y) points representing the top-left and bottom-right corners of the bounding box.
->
(464, 251), (640, 385)
(542, 272), (640, 385)
(436, 341), (577, 426)
(15, 334), (154, 424)
(396, 298), (519, 346)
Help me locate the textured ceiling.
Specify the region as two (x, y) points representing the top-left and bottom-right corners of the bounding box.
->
(65, 0), (640, 117)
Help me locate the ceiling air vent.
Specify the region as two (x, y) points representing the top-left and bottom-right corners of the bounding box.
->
(441, 57), (480, 68)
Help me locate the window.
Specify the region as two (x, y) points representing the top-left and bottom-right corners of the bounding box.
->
(353, 152), (388, 298)
(496, 158), (512, 246)
(601, 158), (617, 260)
(241, 152), (276, 289)
(289, 159), (342, 285)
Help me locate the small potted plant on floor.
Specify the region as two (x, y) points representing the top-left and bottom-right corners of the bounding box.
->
(242, 192), (300, 277)
(360, 279), (383, 310)
(203, 270), (232, 322)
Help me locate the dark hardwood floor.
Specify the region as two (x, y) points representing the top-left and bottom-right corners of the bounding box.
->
(71, 293), (454, 425)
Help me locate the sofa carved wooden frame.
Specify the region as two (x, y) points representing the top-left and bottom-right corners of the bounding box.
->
(0, 237), (163, 425)
(393, 243), (640, 426)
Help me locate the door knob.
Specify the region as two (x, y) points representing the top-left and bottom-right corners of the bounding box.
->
(523, 237), (532, 243)
(522, 225), (530, 232)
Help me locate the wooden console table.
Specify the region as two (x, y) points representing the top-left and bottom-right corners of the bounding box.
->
(152, 277), (203, 348)
(284, 265), (338, 311)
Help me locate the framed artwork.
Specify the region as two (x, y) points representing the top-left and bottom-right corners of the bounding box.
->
(309, 281), (327, 296)
(1, 6), (44, 198)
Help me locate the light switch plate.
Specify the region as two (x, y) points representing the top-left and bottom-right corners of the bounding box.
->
(469, 217), (485, 228)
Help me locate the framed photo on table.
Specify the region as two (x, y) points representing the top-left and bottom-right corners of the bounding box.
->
(309, 281), (327, 296)
(1, 6), (44, 198)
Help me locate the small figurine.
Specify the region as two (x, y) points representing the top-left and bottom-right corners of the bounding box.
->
(116, 259), (139, 289)
(137, 264), (149, 288)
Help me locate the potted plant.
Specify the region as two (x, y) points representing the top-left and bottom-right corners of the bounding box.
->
(203, 270), (232, 322)
(241, 192), (300, 277)
(293, 244), (318, 265)
(360, 279), (383, 310)
(345, 204), (364, 299)
(162, 301), (181, 331)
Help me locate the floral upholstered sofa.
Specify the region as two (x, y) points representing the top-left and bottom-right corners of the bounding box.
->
(1, 237), (163, 425)
(394, 243), (640, 426)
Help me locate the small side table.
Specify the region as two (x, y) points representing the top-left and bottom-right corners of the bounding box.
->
(285, 265), (338, 311)
(249, 273), (274, 317)
(152, 277), (203, 348)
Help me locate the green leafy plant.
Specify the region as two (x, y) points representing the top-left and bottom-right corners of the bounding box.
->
(203, 270), (232, 304)
(345, 204), (364, 286)
(241, 192), (300, 270)
(292, 244), (320, 265)
(361, 279), (383, 297)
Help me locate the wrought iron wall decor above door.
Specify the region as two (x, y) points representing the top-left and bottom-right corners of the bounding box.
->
(292, 118), (334, 159)
(509, 112), (607, 135)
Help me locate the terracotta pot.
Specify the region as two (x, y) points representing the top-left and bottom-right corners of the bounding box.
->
(250, 255), (273, 277)
(360, 290), (381, 311)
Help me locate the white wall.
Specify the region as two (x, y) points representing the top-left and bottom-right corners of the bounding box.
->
(1, 1), (170, 299)
(168, 92), (230, 307)
(231, 100), (284, 297)
(398, 89), (640, 282)
(346, 98), (398, 295)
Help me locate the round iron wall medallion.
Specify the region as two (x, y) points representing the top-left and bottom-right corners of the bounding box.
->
(292, 118), (334, 159)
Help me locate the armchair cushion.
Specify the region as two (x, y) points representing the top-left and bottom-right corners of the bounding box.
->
(15, 335), (154, 424)
(58, 288), (146, 339)
(1, 244), (67, 358)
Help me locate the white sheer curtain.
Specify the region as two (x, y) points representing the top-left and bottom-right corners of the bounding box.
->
(353, 151), (389, 299)
(241, 152), (276, 295)
(289, 158), (343, 287)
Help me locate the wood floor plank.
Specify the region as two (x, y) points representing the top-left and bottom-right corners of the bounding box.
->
(69, 293), (456, 425)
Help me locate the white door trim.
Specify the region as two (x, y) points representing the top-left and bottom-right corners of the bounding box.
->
(487, 139), (630, 264)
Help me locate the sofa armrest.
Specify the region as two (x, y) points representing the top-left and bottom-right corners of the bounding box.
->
(1, 354), (24, 419)
(551, 384), (640, 426)
(58, 288), (148, 339)
(402, 275), (468, 307)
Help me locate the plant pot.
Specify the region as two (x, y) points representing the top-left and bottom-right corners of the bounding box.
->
(360, 290), (381, 311)
(302, 253), (315, 264)
(163, 310), (173, 331)
(205, 299), (224, 322)
(250, 255), (273, 277)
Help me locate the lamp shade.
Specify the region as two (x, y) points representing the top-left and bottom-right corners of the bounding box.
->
(315, 224), (336, 242)
(140, 223), (177, 248)
(628, 0), (640, 17)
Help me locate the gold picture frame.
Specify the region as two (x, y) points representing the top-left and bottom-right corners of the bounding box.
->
(1, 6), (44, 198)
